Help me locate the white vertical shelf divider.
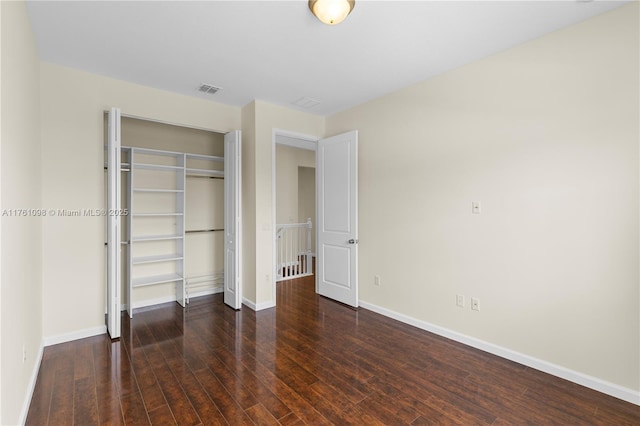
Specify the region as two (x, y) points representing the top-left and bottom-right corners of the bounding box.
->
(176, 153), (186, 307)
(126, 147), (133, 318)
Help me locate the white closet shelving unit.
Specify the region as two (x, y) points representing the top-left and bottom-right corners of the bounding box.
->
(124, 146), (224, 318)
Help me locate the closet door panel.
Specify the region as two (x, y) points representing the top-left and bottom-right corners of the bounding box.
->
(106, 107), (121, 339)
(224, 130), (242, 309)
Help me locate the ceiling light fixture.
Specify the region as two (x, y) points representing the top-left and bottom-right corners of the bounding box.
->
(309, 0), (355, 25)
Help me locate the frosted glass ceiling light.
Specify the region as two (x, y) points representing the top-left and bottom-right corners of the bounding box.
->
(309, 0), (355, 25)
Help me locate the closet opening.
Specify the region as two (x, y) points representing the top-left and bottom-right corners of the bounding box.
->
(105, 114), (227, 321)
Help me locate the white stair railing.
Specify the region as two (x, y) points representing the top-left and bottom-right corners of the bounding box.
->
(276, 218), (313, 281)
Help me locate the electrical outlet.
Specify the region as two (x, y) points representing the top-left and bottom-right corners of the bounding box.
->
(456, 294), (465, 308)
(374, 275), (380, 286)
(471, 298), (480, 311)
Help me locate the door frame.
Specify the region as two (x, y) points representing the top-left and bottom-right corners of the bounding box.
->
(271, 128), (319, 305)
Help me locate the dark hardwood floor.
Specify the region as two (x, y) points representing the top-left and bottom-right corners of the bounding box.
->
(27, 276), (640, 425)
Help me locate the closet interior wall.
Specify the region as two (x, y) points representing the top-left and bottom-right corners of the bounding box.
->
(109, 116), (225, 311)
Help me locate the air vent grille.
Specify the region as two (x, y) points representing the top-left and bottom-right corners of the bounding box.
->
(291, 96), (321, 109)
(197, 84), (222, 95)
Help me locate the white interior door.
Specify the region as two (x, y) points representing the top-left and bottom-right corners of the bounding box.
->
(317, 130), (358, 307)
(106, 107), (122, 338)
(224, 130), (242, 309)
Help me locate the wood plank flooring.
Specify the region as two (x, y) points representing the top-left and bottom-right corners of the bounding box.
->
(27, 276), (640, 425)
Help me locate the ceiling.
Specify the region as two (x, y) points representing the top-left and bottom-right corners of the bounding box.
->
(26, 0), (629, 116)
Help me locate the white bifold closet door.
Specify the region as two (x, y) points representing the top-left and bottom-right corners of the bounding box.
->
(224, 130), (242, 310)
(106, 107), (122, 339)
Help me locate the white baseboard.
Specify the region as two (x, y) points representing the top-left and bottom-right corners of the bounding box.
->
(43, 325), (107, 347)
(18, 342), (44, 425)
(242, 297), (275, 311)
(126, 292), (273, 312)
(242, 297), (256, 310)
(359, 300), (640, 406)
(126, 294), (177, 311)
(120, 287), (224, 312)
(188, 286), (223, 299)
(256, 300), (276, 311)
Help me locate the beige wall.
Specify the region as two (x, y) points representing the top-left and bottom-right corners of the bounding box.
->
(241, 101), (257, 305)
(241, 101), (323, 307)
(1, 2), (3, 418)
(0, 1), (43, 424)
(275, 144), (315, 224)
(252, 101), (324, 306)
(298, 166), (316, 252)
(327, 4), (639, 391)
(120, 116), (225, 156)
(40, 62), (240, 340)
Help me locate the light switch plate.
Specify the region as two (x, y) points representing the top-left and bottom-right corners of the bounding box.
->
(472, 201), (481, 214)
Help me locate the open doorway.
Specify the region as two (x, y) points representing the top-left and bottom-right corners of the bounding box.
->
(275, 144), (316, 280)
(272, 129), (359, 308)
(272, 130), (318, 298)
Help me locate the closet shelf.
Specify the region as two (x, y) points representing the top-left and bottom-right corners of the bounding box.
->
(133, 188), (184, 193)
(134, 163), (183, 171)
(132, 254), (183, 265)
(186, 168), (224, 177)
(132, 273), (183, 288)
(132, 234), (183, 242)
(131, 147), (185, 157)
(186, 153), (224, 162)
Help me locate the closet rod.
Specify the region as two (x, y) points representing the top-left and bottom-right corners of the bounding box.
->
(105, 167), (221, 176)
(186, 229), (224, 234)
(103, 167), (131, 172)
(186, 175), (224, 180)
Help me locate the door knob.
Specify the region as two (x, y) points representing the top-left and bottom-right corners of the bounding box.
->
(348, 239), (358, 244)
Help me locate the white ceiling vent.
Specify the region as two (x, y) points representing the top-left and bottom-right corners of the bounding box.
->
(197, 83), (222, 95)
(291, 96), (321, 109)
